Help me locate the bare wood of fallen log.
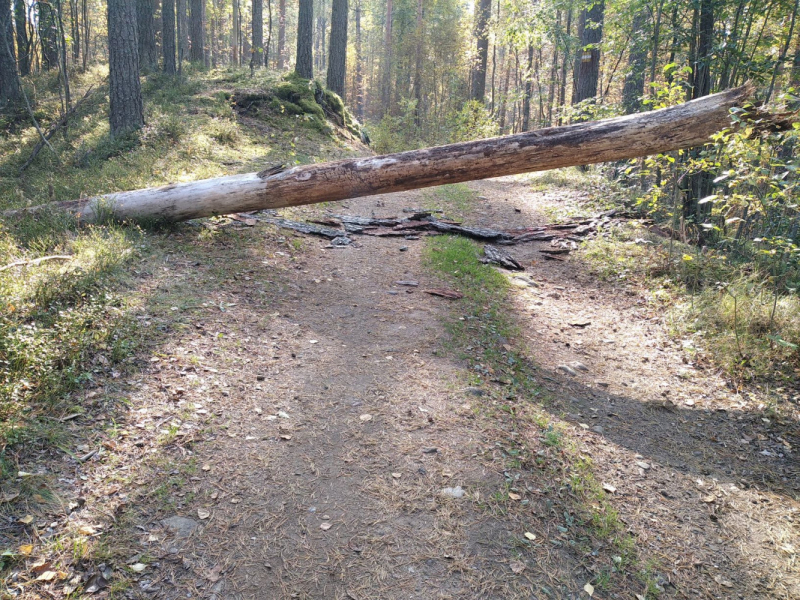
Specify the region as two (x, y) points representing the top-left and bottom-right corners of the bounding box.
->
(481, 245), (525, 270)
(17, 86), (761, 223)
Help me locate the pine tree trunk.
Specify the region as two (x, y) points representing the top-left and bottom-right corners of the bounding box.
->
(691, 0), (713, 99)
(327, 0), (347, 99)
(622, 10), (648, 113)
(13, 0), (28, 76)
(381, 0), (392, 112)
(70, 0), (80, 63)
(355, 0), (363, 119)
(470, 0), (491, 102)
(252, 0), (263, 67)
(0, 0), (21, 110)
(232, 0), (239, 65)
(137, 0), (157, 70)
(39, 2), (59, 70)
(295, 0), (313, 78)
(108, 0), (144, 136)
(177, 0), (188, 64)
(413, 0), (422, 125)
(572, 0), (604, 106)
(557, 8), (572, 124)
(189, 0), (205, 63)
(522, 44), (533, 131)
(277, 0), (285, 69)
(163, 0), (176, 73)
(81, 0), (90, 70)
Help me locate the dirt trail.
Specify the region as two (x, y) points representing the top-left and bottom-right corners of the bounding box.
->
(102, 179), (798, 600)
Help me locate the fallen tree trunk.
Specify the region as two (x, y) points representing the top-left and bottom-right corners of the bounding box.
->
(25, 86), (759, 223)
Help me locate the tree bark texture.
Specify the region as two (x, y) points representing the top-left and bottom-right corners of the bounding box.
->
(232, 0), (239, 64)
(13, 0), (28, 76)
(691, 0), (713, 99)
(522, 44), (533, 131)
(39, 1), (59, 70)
(355, 0), (363, 119)
(137, 0), (158, 70)
(295, 0), (313, 78)
(45, 86), (755, 224)
(189, 0), (205, 63)
(622, 9), (648, 114)
(177, 0), (188, 63)
(470, 0), (492, 102)
(108, 0), (144, 136)
(572, 0), (604, 105)
(327, 0), (347, 99)
(252, 0), (263, 67)
(381, 0), (392, 111)
(0, 0), (21, 109)
(277, 0), (286, 68)
(163, 0), (176, 73)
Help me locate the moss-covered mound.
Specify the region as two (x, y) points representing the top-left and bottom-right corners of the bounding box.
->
(234, 73), (367, 143)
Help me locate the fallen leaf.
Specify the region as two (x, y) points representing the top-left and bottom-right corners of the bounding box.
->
(508, 492), (521, 500)
(280, 434), (292, 440)
(359, 414), (373, 422)
(78, 525), (96, 535)
(19, 515), (34, 525)
(320, 522), (332, 531)
(391, 472), (402, 479)
(524, 532), (536, 541)
(509, 560), (526, 574)
(19, 544), (33, 556)
(197, 508), (211, 520)
(602, 483), (617, 493)
(130, 563), (147, 573)
(583, 582), (595, 596)
(1, 491), (20, 503)
(202, 464), (211, 471)
(36, 571), (57, 582)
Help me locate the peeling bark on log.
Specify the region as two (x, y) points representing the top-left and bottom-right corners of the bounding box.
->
(20, 86), (760, 223)
(481, 245), (524, 270)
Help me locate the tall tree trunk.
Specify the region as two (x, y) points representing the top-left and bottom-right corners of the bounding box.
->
(189, 0), (205, 63)
(0, 0), (21, 110)
(498, 48), (510, 131)
(266, 0), (272, 67)
(295, 0), (313, 78)
(572, 0), (605, 107)
(649, 0), (664, 96)
(522, 43), (533, 131)
(81, 0), (90, 69)
(177, 0), (188, 64)
(622, 9), (648, 113)
(232, 0), (239, 65)
(470, 0), (491, 102)
(69, 0), (80, 63)
(413, 0), (422, 125)
(547, 10), (560, 126)
(39, 2), (59, 70)
(55, 0), (71, 109)
(252, 0), (263, 67)
(691, 0), (713, 99)
(558, 8), (572, 124)
(277, 0), (285, 68)
(327, 0), (347, 98)
(354, 0), (363, 119)
(137, 0), (157, 70)
(381, 0), (393, 112)
(108, 0), (144, 136)
(13, 0), (28, 76)
(163, 0), (176, 73)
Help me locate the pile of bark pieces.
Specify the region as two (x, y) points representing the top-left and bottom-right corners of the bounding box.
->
(242, 208), (644, 271)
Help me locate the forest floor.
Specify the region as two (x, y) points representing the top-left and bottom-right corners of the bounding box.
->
(2, 70), (799, 600)
(8, 176), (800, 600)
